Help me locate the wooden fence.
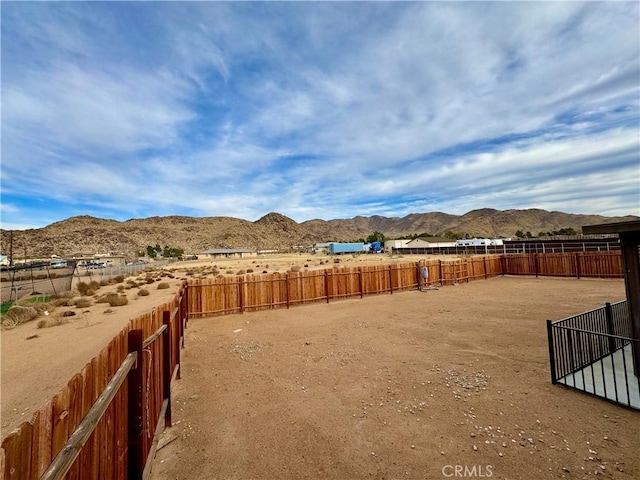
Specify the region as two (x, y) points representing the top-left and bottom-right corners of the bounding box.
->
(0, 251), (624, 479)
(188, 253), (623, 318)
(1, 282), (188, 480)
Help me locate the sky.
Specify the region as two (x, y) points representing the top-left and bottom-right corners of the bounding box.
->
(1, 1), (639, 231)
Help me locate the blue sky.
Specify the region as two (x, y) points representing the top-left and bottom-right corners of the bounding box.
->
(1, 1), (639, 230)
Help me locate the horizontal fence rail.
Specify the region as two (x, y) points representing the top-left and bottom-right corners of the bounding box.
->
(547, 301), (639, 410)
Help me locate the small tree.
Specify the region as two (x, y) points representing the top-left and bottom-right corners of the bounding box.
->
(366, 231), (385, 243)
(146, 245), (157, 258)
(515, 230), (525, 238)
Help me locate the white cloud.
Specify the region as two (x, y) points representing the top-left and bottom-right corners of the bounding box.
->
(1, 1), (638, 229)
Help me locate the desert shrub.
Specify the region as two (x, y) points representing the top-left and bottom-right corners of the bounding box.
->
(38, 316), (70, 328)
(265, 264), (270, 268)
(226, 270), (233, 274)
(90, 281), (100, 291)
(86, 289), (96, 296)
(236, 269), (246, 275)
(100, 279), (110, 287)
(167, 273), (175, 279)
(185, 270), (195, 276)
(319, 260), (325, 265)
(62, 310), (76, 317)
(289, 265), (301, 273)
(333, 259), (341, 264)
(2, 306), (39, 329)
(211, 268), (219, 276)
(116, 285), (125, 292)
(97, 293), (128, 307)
(103, 308), (114, 314)
(157, 282), (170, 290)
(304, 264), (309, 268)
(138, 289), (150, 297)
(145, 277), (155, 284)
(246, 268), (254, 273)
(114, 275), (125, 283)
(52, 297), (73, 307)
(77, 281), (91, 295)
(75, 297), (92, 308)
(126, 279), (137, 285)
(262, 270), (268, 274)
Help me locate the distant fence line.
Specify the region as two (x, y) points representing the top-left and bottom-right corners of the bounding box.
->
(188, 252), (623, 318)
(0, 251), (625, 479)
(394, 238), (620, 256)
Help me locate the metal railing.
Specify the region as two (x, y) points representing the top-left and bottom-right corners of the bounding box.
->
(547, 301), (639, 410)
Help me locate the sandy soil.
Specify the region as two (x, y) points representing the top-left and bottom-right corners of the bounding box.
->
(0, 253), (432, 438)
(148, 276), (639, 480)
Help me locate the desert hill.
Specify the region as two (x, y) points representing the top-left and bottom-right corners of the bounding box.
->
(1, 209), (637, 258)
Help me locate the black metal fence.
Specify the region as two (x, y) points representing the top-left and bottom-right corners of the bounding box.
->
(547, 301), (639, 410)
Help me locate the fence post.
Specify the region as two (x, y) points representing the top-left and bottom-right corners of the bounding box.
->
(546, 320), (557, 384)
(483, 257), (488, 280)
(415, 261), (421, 289)
(285, 272), (290, 309)
(605, 302), (617, 354)
(238, 277), (244, 313)
(324, 270), (330, 303)
(534, 253), (539, 278)
(127, 329), (144, 480)
(162, 311), (172, 428)
(358, 268), (363, 298)
(439, 260), (443, 285)
(388, 265), (393, 294)
(575, 253), (581, 279)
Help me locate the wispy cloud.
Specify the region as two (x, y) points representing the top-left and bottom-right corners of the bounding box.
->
(1, 1), (638, 230)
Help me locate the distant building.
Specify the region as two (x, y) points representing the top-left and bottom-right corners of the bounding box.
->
(406, 237), (457, 248)
(0, 255), (8, 266)
(201, 248), (257, 259)
(384, 239), (411, 250)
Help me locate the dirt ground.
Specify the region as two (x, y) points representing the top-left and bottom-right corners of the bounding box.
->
(148, 276), (639, 480)
(0, 253), (426, 437)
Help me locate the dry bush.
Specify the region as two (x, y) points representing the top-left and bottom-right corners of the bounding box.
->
(38, 316), (70, 328)
(157, 282), (170, 290)
(262, 270), (268, 274)
(185, 271), (195, 276)
(2, 306), (39, 329)
(86, 289), (96, 296)
(126, 279), (138, 285)
(138, 289), (150, 297)
(246, 268), (254, 273)
(226, 270), (233, 274)
(52, 297), (73, 307)
(145, 277), (155, 284)
(114, 275), (125, 283)
(77, 281), (91, 295)
(117, 285), (125, 293)
(236, 269), (246, 275)
(97, 293), (128, 307)
(100, 279), (110, 287)
(62, 310), (76, 317)
(75, 297), (92, 308)
(289, 265), (301, 273)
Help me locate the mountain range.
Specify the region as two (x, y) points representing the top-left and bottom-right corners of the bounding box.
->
(1, 208), (637, 258)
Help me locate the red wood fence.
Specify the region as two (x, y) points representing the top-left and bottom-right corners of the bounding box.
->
(1, 283), (188, 480)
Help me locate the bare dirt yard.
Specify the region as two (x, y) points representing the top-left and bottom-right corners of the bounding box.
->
(149, 276), (639, 480)
(0, 253), (424, 437)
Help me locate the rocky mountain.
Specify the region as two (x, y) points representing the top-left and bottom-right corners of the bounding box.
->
(1, 209), (636, 259)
